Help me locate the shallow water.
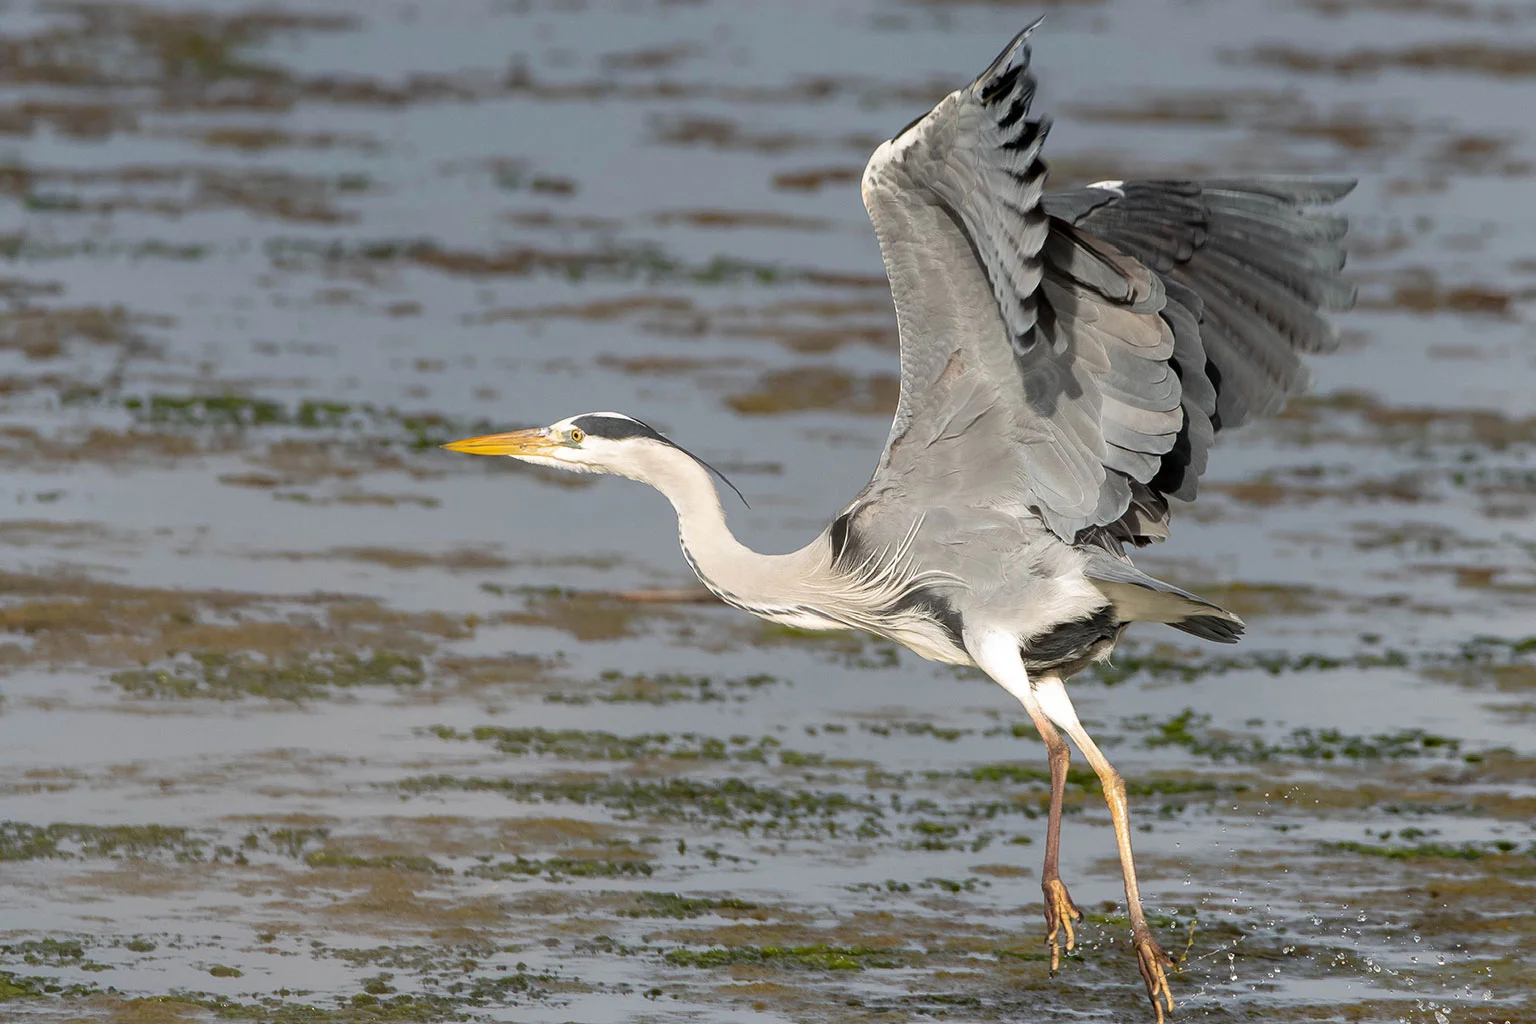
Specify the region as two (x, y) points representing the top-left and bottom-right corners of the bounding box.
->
(0, 0), (1533, 1021)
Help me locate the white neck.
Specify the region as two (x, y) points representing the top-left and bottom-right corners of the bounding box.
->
(618, 442), (971, 661)
(622, 444), (830, 623)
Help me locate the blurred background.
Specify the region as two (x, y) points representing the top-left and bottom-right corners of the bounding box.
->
(0, 0), (1532, 1020)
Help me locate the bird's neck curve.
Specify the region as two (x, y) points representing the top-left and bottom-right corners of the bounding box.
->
(626, 446), (825, 619)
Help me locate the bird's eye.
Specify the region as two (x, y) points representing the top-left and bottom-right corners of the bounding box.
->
(569, 428), (584, 444)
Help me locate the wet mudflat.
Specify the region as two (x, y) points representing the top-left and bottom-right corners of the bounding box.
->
(0, 0), (1534, 1021)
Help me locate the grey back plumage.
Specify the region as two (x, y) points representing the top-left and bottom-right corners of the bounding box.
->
(849, 23), (1354, 556)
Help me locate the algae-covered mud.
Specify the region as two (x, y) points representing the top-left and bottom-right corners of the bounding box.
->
(1, 0), (1534, 1021)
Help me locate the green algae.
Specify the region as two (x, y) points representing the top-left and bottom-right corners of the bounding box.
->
(112, 650), (426, 700)
(1, 939), (87, 965)
(860, 720), (968, 742)
(426, 724), (780, 762)
(303, 851), (448, 873)
(624, 892), (760, 918)
(0, 971), (45, 1001)
(124, 393), (355, 430)
(0, 822), (205, 862)
(465, 855), (654, 880)
(1131, 709), (1467, 762)
(548, 668), (782, 704)
(664, 943), (903, 971)
(63, 389), (527, 453)
(1087, 632), (1536, 688)
(263, 236), (820, 289)
(393, 775), (880, 830)
(955, 763), (1224, 800)
(1318, 839), (1534, 860)
(965, 763), (1100, 789)
(0, 969), (94, 1001)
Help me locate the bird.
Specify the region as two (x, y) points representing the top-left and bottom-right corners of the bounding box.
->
(443, 21), (1353, 1022)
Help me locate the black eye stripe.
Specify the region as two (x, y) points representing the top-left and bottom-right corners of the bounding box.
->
(569, 414), (667, 443)
(566, 414), (749, 510)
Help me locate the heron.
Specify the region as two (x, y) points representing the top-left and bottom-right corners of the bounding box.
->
(444, 21), (1353, 1021)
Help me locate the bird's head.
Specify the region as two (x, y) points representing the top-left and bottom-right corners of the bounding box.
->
(442, 411), (748, 505)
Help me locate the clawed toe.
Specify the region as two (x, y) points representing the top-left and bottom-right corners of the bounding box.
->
(1132, 925), (1175, 1023)
(1041, 877), (1083, 973)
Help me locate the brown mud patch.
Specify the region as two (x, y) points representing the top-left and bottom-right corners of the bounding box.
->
(650, 115), (820, 155)
(1237, 41), (1536, 78)
(0, 569), (471, 681)
(0, 304), (164, 361)
(726, 367), (899, 416)
(1298, 0), (1536, 20)
(177, 126), (383, 153)
(1278, 390), (1536, 448)
(7, 164), (366, 225)
(256, 546), (512, 573)
(652, 209), (834, 231)
(0, 426), (204, 467)
(1354, 268), (1533, 317)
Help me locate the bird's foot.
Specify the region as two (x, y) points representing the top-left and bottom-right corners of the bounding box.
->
(1041, 876), (1082, 973)
(1133, 924), (1176, 1023)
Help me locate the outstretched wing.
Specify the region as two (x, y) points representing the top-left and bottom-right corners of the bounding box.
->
(845, 23), (1353, 554)
(1040, 176), (1355, 541)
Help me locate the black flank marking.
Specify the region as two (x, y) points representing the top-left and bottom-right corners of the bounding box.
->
(828, 512), (854, 563)
(890, 587), (965, 650)
(1020, 606), (1119, 669)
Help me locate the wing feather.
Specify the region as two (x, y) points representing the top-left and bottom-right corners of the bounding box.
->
(846, 24), (1354, 559)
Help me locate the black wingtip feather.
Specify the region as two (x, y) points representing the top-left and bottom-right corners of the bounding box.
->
(976, 18), (1044, 99)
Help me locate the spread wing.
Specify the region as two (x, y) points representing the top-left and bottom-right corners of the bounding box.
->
(844, 22), (1354, 553)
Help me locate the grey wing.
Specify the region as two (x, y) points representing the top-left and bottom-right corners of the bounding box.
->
(1040, 177), (1356, 527)
(845, 23), (1355, 557)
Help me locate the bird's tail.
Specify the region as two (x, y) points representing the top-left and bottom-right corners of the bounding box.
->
(1082, 556), (1244, 644)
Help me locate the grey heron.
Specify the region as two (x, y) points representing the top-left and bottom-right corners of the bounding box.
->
(445, 21), (1353, 1021)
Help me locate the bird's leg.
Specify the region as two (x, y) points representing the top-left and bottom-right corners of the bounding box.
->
(1033, 674), (1174, 1023)
(1020, 686), (1082, 971)
(966, 637), (1088, 973)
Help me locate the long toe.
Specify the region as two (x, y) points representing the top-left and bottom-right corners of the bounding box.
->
(1041, 877), (1083, 974)
(1132, 925), (1176, 1023)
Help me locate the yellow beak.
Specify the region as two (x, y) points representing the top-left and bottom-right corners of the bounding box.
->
(441, 427), (558, 457)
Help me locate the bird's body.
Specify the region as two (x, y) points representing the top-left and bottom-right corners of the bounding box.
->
(446, 22), (1354, 1022)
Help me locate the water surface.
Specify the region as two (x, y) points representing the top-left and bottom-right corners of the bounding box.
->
(1, 0), (1534, 1021)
